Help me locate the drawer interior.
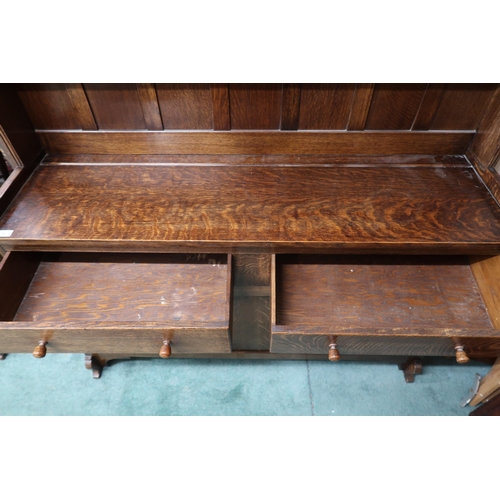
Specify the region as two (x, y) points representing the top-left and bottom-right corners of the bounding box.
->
(1, 252), (230, 324)
(271, 254), (500, 356)
(0, 252), (232, 354)
(274, 255), (494, 330)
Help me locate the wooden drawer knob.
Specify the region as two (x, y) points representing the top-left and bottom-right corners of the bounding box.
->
(455, 346), (469, 364)
(328, 343), (341, 362)
(33, 341), (47, 358)
(159, 340), (171, 358)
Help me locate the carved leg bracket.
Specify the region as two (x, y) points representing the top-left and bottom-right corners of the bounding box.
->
(398, 357), (423, 383)
(0, 354), (6, 360)
(85, 354), (104, 379)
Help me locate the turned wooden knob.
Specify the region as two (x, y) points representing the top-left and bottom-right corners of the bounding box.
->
(33, 341), (47, 358)
(159, 340), (171, 358)
(328, 343), (341, 362)
(455, 346), (469, 364)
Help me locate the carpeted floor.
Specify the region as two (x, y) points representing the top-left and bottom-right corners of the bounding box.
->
(0, 354), (488, 415)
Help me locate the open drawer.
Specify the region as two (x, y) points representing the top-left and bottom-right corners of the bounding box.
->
(0, 252), (232, 356)
(271, 254), (500, 360)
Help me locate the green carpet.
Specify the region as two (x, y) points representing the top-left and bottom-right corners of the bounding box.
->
(0, 354), (488, 415)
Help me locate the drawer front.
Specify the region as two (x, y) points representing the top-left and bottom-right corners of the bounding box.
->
(0, 324), (231, 355)
(270, 333), (500, 358)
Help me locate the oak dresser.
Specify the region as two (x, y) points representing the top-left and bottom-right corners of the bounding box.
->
(1, 83), (500, 380)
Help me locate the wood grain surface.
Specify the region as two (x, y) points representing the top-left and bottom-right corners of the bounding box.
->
(470, 255), (500, 329)
(156, 84), (213, 129)
(280, 84), (301, 130)
(0, 323), (231, 354)
(270, 333), (500, 357)
(298, 84), (355, 130)
(231, 254), (271, 350)
(347, 84), (375, 130)
(136, 84), (163, 130)
(17, 83), (82, 130)
(64, 84), (98, 130)
(14, 253), (229, 323)
(412, 84), (446, 130)
(273, 255), (493, 329)
(210, 84), (231, 130)
(468, 85), (500, 169)
(1, 164), (500, 253)
(430, 84), (497, 130)
(38, 130), (474, 156)
(366, 84), (427, 130)
(84, 84), (147, 130)
(11, 83), (497, 133)
(229, 84), (282, 129)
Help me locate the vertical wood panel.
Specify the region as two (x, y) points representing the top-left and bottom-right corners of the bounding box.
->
(412, 84), (446, 130)
(347, 83), (375, 130)
(229, 84), (282, 129)
(84, 84), (147, 130)
(469, 85), (500, 169)
(65, 84), (97, 130)
(281, 83), (301, 130)
(136, 84), (163, 130)
(366, 84), (427, 130)
(156, 84), (213, 130)
(299, 84), (356, 130)
(430, 84), (497, 130)
(210, 84), (231, 130)
(17, 84), (82, 130)
(231, 254), (271, 351)
(469, 255), (500, 329)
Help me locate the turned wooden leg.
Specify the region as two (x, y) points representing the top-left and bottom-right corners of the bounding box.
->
(398, 357), (423, 383)
(85, 354), (103, 379)
(0, 354), (6, 360)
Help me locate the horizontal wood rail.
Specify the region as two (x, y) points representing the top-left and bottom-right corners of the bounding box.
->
(38, 130), (475, 156)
